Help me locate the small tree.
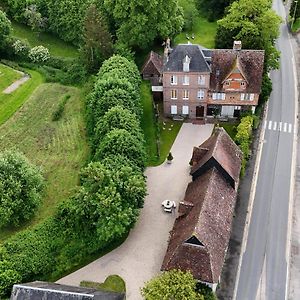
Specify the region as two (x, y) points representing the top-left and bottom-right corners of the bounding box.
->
(141, 269), (204, 300)
(0, 151), (44, 228)
(24, 5), (47, 36)
(0, 10), (11, 50)
(28, 45), (50, 63)
(12, 39), (30, 58)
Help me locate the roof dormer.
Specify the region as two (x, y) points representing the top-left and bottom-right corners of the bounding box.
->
(183, 55), (191, 72)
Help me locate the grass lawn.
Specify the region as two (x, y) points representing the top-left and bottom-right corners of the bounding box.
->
(11, 21), (79, 58)
(217, 122), (237, 140)
(0, 63), (22, 91)
(140, 81), (182, 166)
(80, 275), (126, 293)
(175, 0), (217, 48)
(0, 68), (44, 125)
(0, 83), (89, 241)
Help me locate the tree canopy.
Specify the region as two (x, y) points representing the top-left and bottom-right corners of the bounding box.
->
(0, 151), (44, 228)
(102, 0), (184, 49)
(216, 0), (281, 71)
(0, 10), (11, 49)
(195, 0), (234, 21)
(141, 270), (204, 300)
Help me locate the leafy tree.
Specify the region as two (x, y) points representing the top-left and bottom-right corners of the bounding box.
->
(81, 4), (113, 72)
(28, 45), (50, 62)
(290, 0), (300, 20)
(94, 106), (143, 151)
(141, 269), (204, 300)
(0, 151), (44, 228)
(102, 0), (184, 49)
(95, 129), (146, 170)
(195, 0), (233, 21)
(196, 282), (217, 300)
(216, 0), (281, 71)
(0, 10), (11, 49)
(23, 4), (47, 36)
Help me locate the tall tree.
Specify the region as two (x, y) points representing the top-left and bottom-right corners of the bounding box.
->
(215, 0), (281, 71)
(24, 4), (47, 36)
(195, 0), (234, 21)
(82, 4), (113, 72)
(0, 10), (11, 49)
(102, 0), (184, 49)
(141, 270), (205, 300)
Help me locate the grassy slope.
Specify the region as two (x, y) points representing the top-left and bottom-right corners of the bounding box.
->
(81, 275), (126, 293)
(175, 0), (217, 48)
(0, 69), (44, 125)
(11, 21), (79, 58)
(0, 63), (22, 91)
(0, 83), (89, 241)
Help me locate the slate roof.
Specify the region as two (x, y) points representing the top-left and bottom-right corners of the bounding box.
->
(161, 167), (237, 283)
(210, 49), (265, 93)
(141, 51), (163, 75)
(190, 127), (243, 189)
(10, 281), (125, 300)
(164, 44), (210, 73)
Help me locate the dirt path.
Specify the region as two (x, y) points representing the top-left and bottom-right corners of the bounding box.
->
(3, 73), (30, 94)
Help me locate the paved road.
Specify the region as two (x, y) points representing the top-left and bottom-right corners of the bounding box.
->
(235, 1), (297, 299)
(57, 124), (213, 300)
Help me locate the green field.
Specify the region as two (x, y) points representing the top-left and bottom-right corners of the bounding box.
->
(0, 68), (44, 125)
(0, 83), (89, 241)
(11, 21), (79, 58)
(0, 63), (22, 91)
(175, 0), (217, 48)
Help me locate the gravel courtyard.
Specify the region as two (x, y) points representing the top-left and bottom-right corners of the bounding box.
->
(57, 123), (214, 299)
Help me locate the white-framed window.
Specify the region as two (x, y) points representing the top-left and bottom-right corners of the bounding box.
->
(182, 75), (189, 85)
(182, 105), (189, 115)
(170, 75), (177, 85)
(198, 75), (206, 85)
(225, 81), (230, 86)
(183, 90), (189, 100)
(212, 93), (225, 100)
(171, 90), (177, 99)
(197, 89), (205, 100)
(240, 81), (246, 87)
(171, 105), (177, 115)
(241, 93), (254, 101)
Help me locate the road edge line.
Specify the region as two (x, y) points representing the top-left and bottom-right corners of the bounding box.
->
(232, 101), (269, 300)
(285, 34), (299, 300)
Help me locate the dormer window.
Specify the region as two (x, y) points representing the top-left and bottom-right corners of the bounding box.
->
(183, 55), (190, 72)
(225, 81), (230, 86)
(240, 81), (246, 88)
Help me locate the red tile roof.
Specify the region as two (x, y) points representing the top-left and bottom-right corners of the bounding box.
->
(161, 168), (237, 283)
(141, 51), (163, 76)
(191, 128), (243, 189)
(210, 49), (265, 93)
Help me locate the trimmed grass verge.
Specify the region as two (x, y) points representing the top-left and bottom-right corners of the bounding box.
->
(80, 275), (126, 293)
(0, 63), (22, 91)
(218, 122), (237, 140)
(140, 81), (182, 166)
(175, 0), (217, 48)
(0, 68), (44, 126)
(11, 21), (79, 58)
(0, 83), (89, 241)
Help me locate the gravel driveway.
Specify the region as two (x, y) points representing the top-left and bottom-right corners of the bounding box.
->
(57, 123), (214, 300)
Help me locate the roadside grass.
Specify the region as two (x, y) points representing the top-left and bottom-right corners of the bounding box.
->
(80, 275), (126, 293)
(0, 83), (89, 241)
(140, 81), (182, 166)
(11, 21), (79, 58)
(175, 0), (217, 48)
(0, 69), (44, 125)
(292, 18), (300, 32)
(0, 63), (22, 91)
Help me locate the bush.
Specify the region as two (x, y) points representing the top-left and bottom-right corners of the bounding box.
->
(28, 45), (50, 63)
(12, 39), (30, 58)
(0, 151), (44, 228)
(52, 94), (71, 121)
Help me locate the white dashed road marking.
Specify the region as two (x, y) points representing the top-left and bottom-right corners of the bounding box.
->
(265, 120), (293, 134)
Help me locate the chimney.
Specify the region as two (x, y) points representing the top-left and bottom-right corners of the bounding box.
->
(183, 55), (191, 72)
(233, 40), (242, 50)
(178, 201), (194, 216)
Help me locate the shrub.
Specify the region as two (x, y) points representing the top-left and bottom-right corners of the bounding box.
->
(0, 150), (44, 228)
(28, 45), (50, 63)
(12, 39), (30, 57)
(52, 94), (71, 121)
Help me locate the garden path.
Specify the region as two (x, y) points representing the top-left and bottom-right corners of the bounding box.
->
(3, 72), (30, 94)
(57, 123), (214, 300)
